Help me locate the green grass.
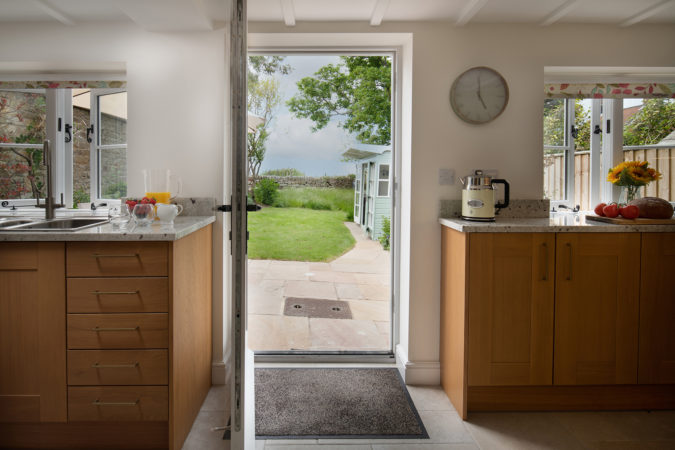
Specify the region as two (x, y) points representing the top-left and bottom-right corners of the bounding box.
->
(248, 207), (355, 262)
(272, 187), (354, 219)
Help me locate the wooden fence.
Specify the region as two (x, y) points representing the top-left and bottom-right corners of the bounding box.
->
(544, 146), (674, 210)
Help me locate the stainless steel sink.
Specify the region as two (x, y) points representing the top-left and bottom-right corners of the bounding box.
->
(0, 218), (109, 231)
(0, 219), (37, 229)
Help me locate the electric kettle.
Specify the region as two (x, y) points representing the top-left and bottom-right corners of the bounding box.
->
(459, 170), (510, 222)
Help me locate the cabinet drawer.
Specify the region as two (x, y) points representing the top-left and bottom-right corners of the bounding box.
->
(68, 350), (168, 386)
(67, 278), (169, 313)
(68, 314), (168, 349)
(68, 386), (168, 421)
(67, 242), (169, 277)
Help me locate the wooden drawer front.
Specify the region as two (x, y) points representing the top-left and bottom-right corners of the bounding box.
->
(68, 386), (168, 421)
(68, 350), (168, 386)
(67, 278), (169, 313)
(66, 242), (168, 277)
(68, 314), (168, 349)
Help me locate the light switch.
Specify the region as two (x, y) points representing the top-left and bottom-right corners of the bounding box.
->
(438, 168), (455, 185)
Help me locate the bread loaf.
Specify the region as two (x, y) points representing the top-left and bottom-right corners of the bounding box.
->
(628, 197), (674, 219)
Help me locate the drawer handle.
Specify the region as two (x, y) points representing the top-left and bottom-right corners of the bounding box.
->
(92, 399), (139, 406)
(91, 326), (139, 332)
(541, 242), (549, 281)
(566, 242), (573, 281)
(90, 290), (140, 295)
(91, 362), (139, 368)
(93, 253), (140, 258)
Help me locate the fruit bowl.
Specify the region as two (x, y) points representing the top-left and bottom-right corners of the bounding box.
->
(132, 203), (155, 226)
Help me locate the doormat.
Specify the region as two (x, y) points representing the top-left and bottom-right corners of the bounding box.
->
(283, 297), (352, 320)
(255, 368), (428, 439)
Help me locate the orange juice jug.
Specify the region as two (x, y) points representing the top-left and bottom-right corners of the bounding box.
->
(142, 169), (182, 204)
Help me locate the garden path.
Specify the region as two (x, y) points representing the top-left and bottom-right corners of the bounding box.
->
(247, 222), (391, 351)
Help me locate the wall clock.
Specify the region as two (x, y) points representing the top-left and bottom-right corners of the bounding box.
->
(450, 66), (509, 124)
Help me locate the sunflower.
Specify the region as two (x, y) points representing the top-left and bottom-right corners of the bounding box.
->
(607, 160), (661, 186)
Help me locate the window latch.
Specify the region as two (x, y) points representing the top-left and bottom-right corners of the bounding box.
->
(86, 125), (94, 143)
(570, 125), (579, 139)
(65, 123), (72, 143)
(593, 125), (602, 135)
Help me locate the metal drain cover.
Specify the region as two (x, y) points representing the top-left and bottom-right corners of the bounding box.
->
(283, 297), (353, 320)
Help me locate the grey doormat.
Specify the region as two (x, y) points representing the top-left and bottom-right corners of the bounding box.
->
(255, 368), (428, 439)
(283, 297), (352, 319)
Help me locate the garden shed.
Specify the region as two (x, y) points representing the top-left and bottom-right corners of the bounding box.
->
(342, 143), (392, 241)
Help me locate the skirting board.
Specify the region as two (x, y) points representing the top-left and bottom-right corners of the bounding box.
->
(396, 344), (440, 385)
(212, 361), (227, 385)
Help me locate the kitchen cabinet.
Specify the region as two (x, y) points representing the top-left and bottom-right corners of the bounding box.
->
(0, 224), (212, 449)
(639, 233), (675, 384)
(554, 233), (640, 385)
(467, 233), (555, 386)
(440, 226), (675, 419)
(0, 243), (67, 423)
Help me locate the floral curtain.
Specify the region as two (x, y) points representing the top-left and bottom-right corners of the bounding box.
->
(0, 80), (125, 89)
(545, 83), (675, 99)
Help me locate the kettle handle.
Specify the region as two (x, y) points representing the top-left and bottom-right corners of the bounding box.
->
(492, 179), (510, 210)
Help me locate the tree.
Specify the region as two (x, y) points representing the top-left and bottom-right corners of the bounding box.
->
(247, 57), (286, 192)
(287, 56), (391, 145)
(624, 99), (675, 145)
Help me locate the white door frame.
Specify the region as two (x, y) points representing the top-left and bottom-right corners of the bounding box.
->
(247, 45), (402, 363)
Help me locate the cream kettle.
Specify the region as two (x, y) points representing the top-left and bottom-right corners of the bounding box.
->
(459, 170), (510, 221)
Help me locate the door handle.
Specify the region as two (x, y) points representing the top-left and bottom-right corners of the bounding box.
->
(217, 204), (261, 212)
(541, 242), (549, 281)
(566, 242), (573, 281)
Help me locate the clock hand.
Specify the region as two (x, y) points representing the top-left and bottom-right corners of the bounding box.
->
(477, 76), (487, 109)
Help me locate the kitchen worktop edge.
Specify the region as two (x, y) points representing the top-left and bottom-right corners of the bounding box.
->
(0, 216), (215, 241)
(439, 216), (675, 233)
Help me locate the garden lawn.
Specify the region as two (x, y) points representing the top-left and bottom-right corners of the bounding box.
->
(272, 187), (354, 219)
(248, 207), (355, 262)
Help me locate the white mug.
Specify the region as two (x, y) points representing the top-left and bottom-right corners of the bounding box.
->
(156, 203), (183, 223)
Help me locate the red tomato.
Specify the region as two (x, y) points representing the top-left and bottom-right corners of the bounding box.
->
(603, 203), (620, 218)
(594, 203), (607, 216)
(619, 204), (639, 219)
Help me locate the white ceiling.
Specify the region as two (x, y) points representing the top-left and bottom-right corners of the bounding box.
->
(0, 0), (674, 31)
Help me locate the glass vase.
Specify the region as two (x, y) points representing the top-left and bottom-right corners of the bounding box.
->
(618, 185), (641, 205)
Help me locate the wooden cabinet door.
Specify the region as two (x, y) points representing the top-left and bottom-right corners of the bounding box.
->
(639, 233), (675, 384)
(554, 233), (640, 385)
(0, 243), (66, 422)
(468, 233), (555, 386)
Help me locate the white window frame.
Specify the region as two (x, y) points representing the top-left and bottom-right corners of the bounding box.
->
(353, 168), (361, 222)
(377, 162), (390, 197)
(1, 87), (126, 208)
(545, 98), (620, 210)
(90, 88), (127, 203)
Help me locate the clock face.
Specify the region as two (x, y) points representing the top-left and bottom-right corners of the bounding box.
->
(450, 67), (509, 124)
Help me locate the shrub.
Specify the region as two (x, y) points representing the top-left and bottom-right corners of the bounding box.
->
(263, 168), (305, 176)
(254, 178), (279, 205)
(378, 216), (391, 250)
(73, 188), (90, 206)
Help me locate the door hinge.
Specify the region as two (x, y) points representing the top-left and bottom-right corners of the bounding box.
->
(218, 205), (232, 212)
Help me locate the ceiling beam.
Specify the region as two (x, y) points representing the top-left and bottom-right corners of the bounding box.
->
(540, 0), (580, 26)
(30, 0), (75, 26)
(455, 0), (488, 26)
(621, 0), (674, 27)
(280, 0), (296, 27)
(370, 0), (390, 27)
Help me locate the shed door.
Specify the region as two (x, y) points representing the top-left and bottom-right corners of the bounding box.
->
(368, 162), (376, 232)
(361, 163), (368, 226)
(354, 168), (361, 223)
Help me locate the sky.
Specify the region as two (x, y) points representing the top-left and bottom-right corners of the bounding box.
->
(254, 55), (360, 177)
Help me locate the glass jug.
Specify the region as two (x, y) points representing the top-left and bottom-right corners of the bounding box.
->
(142, 169), (182, 204)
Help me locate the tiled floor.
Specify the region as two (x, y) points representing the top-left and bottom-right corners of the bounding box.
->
(182, 382), (675, 450)
(247, 223), (391, 352)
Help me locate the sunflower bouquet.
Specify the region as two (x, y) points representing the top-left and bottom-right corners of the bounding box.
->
(607, 160), (661, 203)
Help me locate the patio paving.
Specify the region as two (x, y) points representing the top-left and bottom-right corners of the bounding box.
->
(247, 222), (391, 352)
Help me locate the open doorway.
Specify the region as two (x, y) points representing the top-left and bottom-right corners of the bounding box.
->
(245, 53), (395, 355)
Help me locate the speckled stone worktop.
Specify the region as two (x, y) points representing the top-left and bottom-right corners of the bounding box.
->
(0, 216), (215, 241)
(439, 214), (675, 233)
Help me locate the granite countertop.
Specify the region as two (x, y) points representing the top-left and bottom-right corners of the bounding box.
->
(0, 216), (215, 241)
(439, 214), (675, 233)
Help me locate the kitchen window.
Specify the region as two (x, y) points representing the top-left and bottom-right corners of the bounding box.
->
(0, 86), (127, 207)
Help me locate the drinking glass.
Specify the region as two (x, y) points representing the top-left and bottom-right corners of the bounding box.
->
(108, 204), (131, 230)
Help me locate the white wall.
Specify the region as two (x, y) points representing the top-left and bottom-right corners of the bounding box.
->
(0, 22), (230, 381)
(249, 21), (675, 382)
